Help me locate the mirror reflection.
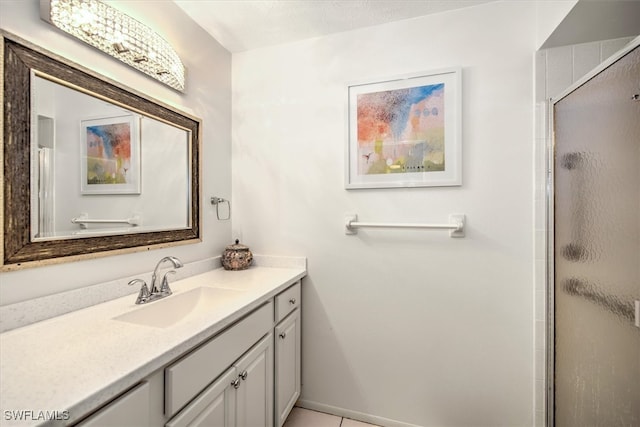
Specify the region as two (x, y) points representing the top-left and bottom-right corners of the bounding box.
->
(2, 33), (200, 269)
(31, 75), (191, 240)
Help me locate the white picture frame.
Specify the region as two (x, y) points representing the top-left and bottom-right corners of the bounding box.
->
(346, 67), (462, 189)
(80, 115), (141, 194)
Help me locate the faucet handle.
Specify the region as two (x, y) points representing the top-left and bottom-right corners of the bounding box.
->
(159, 271), (176, 296)
(128, 278), (151, 304)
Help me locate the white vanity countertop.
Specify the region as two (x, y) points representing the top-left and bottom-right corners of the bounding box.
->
(0, 265), (306, 426)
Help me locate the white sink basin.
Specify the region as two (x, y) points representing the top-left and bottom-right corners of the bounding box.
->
(114, 287), (244, 328)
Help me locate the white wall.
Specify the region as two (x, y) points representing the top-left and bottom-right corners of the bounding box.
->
(0, 0), (232, 304)
(232, 2), (540, 425)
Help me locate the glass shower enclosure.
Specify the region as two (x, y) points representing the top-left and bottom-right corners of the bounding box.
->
(551, 42), (639, 426)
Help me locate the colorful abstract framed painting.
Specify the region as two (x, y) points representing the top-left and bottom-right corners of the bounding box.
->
(80, 115), (140, 194)
(346, 68), (462, 189)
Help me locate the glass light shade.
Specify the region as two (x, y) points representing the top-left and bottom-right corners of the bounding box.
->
(41, 0), (185, 91)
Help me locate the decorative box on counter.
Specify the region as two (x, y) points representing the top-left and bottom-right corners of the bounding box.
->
(222, 240), (253, 270)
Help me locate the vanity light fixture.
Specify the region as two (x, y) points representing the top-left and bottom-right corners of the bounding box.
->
(40, 0), (185, 91)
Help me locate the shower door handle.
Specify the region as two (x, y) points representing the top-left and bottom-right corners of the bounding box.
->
(635, 301), (639, 328)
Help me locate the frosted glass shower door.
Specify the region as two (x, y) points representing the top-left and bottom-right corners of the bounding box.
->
(553, 45), (639, 426)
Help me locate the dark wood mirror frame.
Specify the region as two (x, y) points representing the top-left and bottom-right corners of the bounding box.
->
(1, 32), (201, 270)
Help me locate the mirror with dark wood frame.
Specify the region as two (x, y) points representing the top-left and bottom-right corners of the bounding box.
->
(1, 32), (201, 270)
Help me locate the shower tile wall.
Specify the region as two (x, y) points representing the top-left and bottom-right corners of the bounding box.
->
(533, 36), (635, 427)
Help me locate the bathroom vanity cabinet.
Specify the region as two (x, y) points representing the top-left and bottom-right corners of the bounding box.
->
(166, 332), (273, 427)
(74, 281), (301, 427)
(76, 382), (152, 426)
(274, 283), (301, 426)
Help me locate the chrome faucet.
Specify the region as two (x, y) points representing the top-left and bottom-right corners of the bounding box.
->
(151, 256), (184, 295)
(128, 256), (184, 304)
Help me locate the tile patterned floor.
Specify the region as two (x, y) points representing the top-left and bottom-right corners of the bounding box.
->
(284, 407), (380, 427)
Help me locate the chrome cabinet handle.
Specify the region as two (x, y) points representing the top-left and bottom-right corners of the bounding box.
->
(231, 378), (240, 389)
(279, 332), (286, 339)
(239, 370), (248, 380)
(289, 298), (296, 305)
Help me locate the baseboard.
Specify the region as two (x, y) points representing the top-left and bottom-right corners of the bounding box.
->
(295, 399), (423, 427)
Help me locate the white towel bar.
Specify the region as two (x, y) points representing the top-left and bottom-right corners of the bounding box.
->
(71, 213), (140, 229)
(345, 213), (465, 238)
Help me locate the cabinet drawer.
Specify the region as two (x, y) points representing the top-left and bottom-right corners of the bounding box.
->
(77, 382), (149, 426)
(275, 282), (300, 323)
(165, 301), (273, 417)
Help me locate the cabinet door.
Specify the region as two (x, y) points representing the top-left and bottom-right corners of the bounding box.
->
(274, 310), (300, 427)
(165, 301), (273, 417)
(77, 382), (150, 427)
(235, 333), (273, 427)
(166, 368), (237, 427)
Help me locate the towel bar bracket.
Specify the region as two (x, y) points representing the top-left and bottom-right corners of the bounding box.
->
(344, 214), (358, 236)
(449, 214), (465, 238)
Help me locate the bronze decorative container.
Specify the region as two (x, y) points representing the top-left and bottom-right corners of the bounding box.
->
(222, 239), (253, 271)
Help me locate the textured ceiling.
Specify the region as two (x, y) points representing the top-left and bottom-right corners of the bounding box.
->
(173, 0), (495, 53)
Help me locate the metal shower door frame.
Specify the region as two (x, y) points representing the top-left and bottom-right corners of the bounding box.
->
(545, 35), (640, 427)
